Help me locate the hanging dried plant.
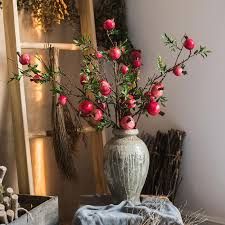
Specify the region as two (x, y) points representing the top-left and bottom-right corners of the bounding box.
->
(0, 0), (126, 43)
(16, 0), (80, 32)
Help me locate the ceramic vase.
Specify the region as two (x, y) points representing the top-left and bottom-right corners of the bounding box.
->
(104, 129), (149, 203)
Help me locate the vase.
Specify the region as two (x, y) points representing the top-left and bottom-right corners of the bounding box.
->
(104, 129), (149, 203)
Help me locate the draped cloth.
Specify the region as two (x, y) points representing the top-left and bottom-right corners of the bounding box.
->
(72, 196), (184, 225)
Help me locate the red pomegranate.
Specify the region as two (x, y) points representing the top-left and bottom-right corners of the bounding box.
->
(120, 65), (129, 75)
(79, 100), (94, 115)
(173, 66), (183, 76)
(30, 74), (41, 83)
(93, 109), (103, 121)
(131, 50), (141, 59)
(184, 38), (195, 50)
(144, 91), (156, 101)
(109, 47), (121, 60)
(126, 95), (136, 109)
(133, 59), (142, 68)
(100, 80), (112, 96)
(58, 95), (68, 106)
(103, 19), (115, 30)
(80, 74), (89, 85)
(146, 101), (160, 116)
(151, 83), (164, 98)
(120, 115), (135, 130)
(19, 53), (30, 65)
(96, 51), (103, 59)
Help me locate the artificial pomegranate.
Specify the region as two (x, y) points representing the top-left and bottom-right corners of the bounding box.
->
(127, 94), (134, 99)
(96, 51), (103, 59)
(79, 100), (94, 115)
(173, 66), (183, 76)
(109, 47), (121, 60)
(184, 38), (195, 50)
(127, 99), (136, 109)
(120, 115), (135, 130)
(30, 74), (41, 83)
(100, 80), (112, 96)
(133, 59), (142, 68)
(19, 53), (30, 65)
(93, 109), (103, 121)
(58, 95), (68, 106)
(80, 74), (89, 85)
(131, 50), (141, 59)
(103, 19), (115, 30)
(151, 83), (164, 98)
(126, 95), (136, 109)
(144, 91), (156, 101)
(146, 101), (160, 116)
(120, 65), (129, 75)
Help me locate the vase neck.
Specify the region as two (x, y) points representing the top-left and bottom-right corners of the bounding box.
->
(113, 129), (139, 137)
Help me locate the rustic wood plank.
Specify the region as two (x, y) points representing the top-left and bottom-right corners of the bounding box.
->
(21, 42), (80, 51)
(78, 0), (97, 48)
(10, 195), (59, 225)
(78, 0), (108, 194)
(2, 0), (34, 194)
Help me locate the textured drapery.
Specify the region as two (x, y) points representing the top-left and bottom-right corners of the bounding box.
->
(73, 196), (183, 225)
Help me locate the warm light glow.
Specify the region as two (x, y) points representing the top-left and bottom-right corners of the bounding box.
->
(32, 14), (43, 38)
(32, 138), (47, 195)
(31, 53), (46, 195)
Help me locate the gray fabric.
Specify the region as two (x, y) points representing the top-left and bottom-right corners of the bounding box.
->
(73, 197), (184, 225)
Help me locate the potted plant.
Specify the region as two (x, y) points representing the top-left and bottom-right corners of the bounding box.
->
(11, 19), (210, 203)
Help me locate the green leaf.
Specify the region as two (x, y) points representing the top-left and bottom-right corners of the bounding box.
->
(195, 45), (211, 59)
(162, 33), (181, 51)
(125, 73), (137, 83)
(157, 56), (167, 74)
(96, 118), (113, 131)
(50, 86), (63, 94)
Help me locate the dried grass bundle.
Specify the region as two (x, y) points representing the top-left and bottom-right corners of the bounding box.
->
(125, 199), (207, 225)
(49, 47), (83, 179)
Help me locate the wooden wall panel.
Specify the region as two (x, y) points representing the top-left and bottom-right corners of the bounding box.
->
(0, 9), (18, 192)
(3, 0), (34, 194)
(1, 0), (107, 222)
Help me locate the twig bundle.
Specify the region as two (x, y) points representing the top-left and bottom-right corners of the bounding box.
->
(141, 129), (186, 202)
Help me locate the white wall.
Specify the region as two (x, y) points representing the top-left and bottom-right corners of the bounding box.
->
(126, 0), (225, 221)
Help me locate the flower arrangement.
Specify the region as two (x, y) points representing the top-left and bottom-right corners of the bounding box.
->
(11, 19), (210, 132)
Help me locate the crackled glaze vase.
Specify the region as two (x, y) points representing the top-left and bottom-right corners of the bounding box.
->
(104, 129), (149, 203)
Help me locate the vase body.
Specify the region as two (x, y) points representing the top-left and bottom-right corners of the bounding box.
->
(104, 129), (149, 203)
